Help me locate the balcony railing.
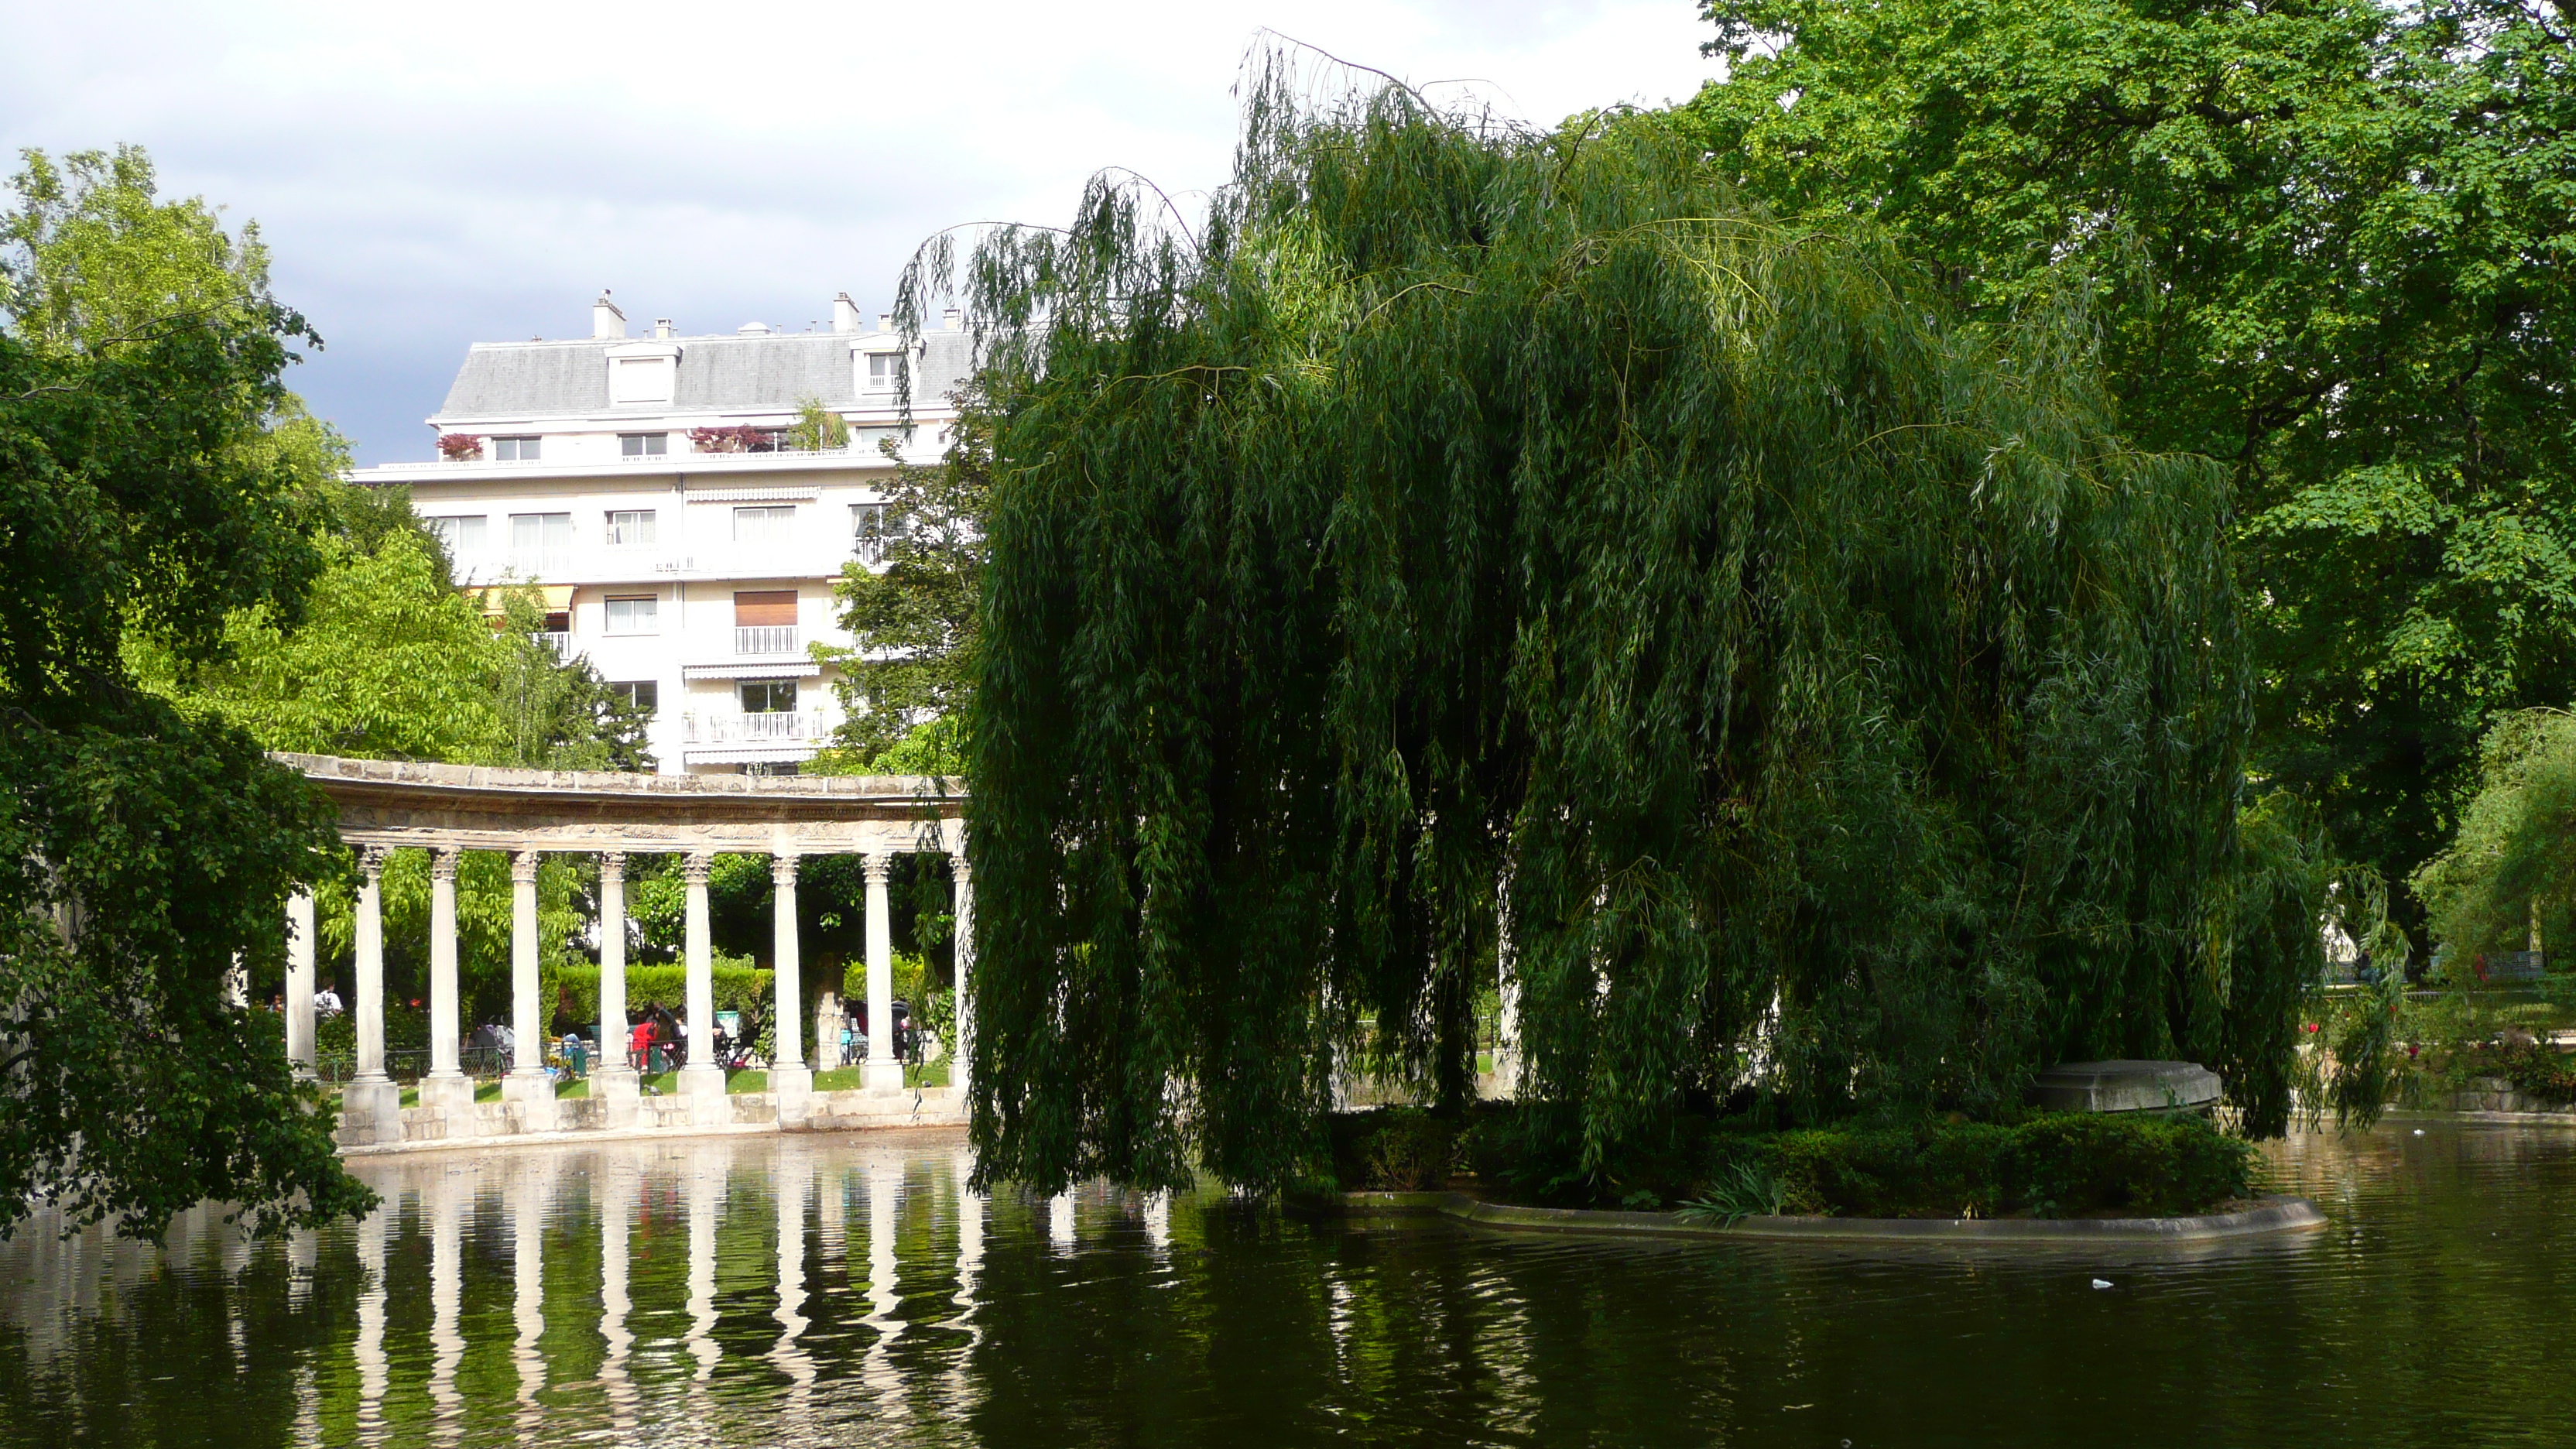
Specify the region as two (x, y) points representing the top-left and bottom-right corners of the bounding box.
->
(683, 711), (828, 745)
(508, 550), (573, 578)
(735, 625), (800, 656)
(536, 631), (574, 658)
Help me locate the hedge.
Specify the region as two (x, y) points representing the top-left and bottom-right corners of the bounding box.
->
(553, 961), (774, 1026)
(1335, 1105), (2254, 1218)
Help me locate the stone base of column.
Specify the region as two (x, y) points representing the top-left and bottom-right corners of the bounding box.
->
(772, 1064), (815, 1126)
(864, 1058), (906, 1094)
(340, 1077), (402, 1147)
(592, 1067), (642, 1129)
(415, 1070), (474, 1121)
(680, 1064), (731, 1126)
(501, 1070), (558, 1133)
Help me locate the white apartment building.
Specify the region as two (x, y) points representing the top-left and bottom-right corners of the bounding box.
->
(351, 293), (971, 775)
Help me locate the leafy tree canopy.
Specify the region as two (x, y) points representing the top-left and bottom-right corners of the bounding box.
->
(0, 146), (371, 1238)
(940, 64), (2369, 1197)
(2413, 707), (2576, 964)
(1677, 0), (2576, 927)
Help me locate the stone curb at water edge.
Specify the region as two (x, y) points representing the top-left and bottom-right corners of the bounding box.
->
(1319, 1191), (2328, 1244)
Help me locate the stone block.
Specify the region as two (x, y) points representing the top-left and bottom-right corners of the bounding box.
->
(339, 1078), (401, 1146)
(592, 1068), (642, 1130)
(2030, 1060), (2223, 1115)
(415, 1073), (474, 1120)
(501, 1071), (558, 1133)
(772, 1065), (815, 1127)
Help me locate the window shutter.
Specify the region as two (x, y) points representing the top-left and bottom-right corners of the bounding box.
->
(733, 590), (797, 626)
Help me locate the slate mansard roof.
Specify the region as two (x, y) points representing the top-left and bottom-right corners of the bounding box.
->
(431, 329), (978, 423)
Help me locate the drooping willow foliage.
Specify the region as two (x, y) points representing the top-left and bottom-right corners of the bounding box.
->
(930, 61), (2365, 1195)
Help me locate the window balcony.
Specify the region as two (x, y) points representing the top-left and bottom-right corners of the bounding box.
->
(536, 631), (574, 658)
(682, 711), (827, 745)
(735, 625), (800, 656)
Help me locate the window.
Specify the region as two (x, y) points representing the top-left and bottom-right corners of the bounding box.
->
(864, 351), (903, 392)
(510, 512), (573, 556)
(424, 516), (488, 557)
(851, 503), (906, 563)
(606, 509), (658, 546)
(734, 505), (796, 543)
(492, 435), (542, 461)
(733, 588), (797, 654)
(604, 595), (659, 635)
(618, 433), (668, 457)
(608, 680), (659, 714)
(740, 680), (799, 713)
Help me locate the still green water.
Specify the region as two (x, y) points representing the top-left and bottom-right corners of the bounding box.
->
(2, 1118), (2571, 1447)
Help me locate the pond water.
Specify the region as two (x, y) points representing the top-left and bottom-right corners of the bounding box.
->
(4, 1118), (2574, 1447)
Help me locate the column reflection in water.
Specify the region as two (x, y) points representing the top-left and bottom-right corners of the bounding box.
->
(687, 1148), (721, 1382)
(770, 1142), (817, 1403)
(1144, 1191), (1171, 1255)
(430, 1168), (466, 1438)
(862, 1154), (906, 1412)
(600, 1151), (639, 1438)
(1050, 1190), (1076, 1250)
(354, 1198), (389, 1446)
(512, 1159), (547, 1418)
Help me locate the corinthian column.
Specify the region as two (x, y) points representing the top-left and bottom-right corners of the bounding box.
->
(594, 851), (640, 1128)
(680, 850), (729, 1122)
(417, 848), (474, 1118)
(499, 848), (558, 1132)
(342, 846), (402, 1143)
(772, 853), (813, 1125)
(862, 853), (901, 1093)
(950, 853), (974, 1100)
(285, 889), (316, 1076)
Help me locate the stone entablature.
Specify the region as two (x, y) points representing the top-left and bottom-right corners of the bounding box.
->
(280, 752), (961, 855)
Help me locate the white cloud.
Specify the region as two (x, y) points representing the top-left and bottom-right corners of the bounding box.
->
(1, 0), (1714, 461)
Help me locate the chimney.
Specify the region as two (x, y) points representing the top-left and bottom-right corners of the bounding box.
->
(593, 291), (627, 339)
(738, 321), (772, 335)
(653, 317), (674, 339)
(941, 307), (963, 331)
(833, 292), (863, 334)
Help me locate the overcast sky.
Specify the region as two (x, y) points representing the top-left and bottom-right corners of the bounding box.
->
(3, 2), (1716, 464)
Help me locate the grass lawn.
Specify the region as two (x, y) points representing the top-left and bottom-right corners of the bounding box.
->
(808, 1063), (951, 1092)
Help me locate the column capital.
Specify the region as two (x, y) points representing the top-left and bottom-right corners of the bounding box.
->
(772, 853), (800, 887)
(949, 853), (971, 886)
(430, 847), (460, 882)
(510, 848), (542, 884)
(861, 853), (892, 886)
(599, 849), (627, 878)
(683, 850), (714, 886)
(358, 844), (389, 878)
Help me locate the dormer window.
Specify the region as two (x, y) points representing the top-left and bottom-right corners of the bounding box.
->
(863, 351), (903, 392)
(605, 341), (681, 405)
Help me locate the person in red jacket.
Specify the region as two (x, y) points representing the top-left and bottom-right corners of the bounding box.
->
(629, 1014), (656, 1073)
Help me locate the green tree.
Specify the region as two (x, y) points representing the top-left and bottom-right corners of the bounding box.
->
(812, 426), (986, 771)
(0, 146), (372, 1237)
(135, 529), (509, 761)
(2413, 707), (2576, 965)
(1678, 0), (2576, 928)
(938, 67), (2357, 1197)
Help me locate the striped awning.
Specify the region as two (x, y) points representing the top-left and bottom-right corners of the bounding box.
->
(683, 661), (822, 681)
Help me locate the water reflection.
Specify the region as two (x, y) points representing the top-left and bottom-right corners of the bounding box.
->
(9, 1122), (2576, 1445)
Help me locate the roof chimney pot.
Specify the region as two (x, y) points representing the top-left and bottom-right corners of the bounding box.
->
(942, 307), (963, 332)
(593, 291), (628, 340)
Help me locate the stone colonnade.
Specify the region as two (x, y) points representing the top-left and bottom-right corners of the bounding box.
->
(272, 752), (970, 1146)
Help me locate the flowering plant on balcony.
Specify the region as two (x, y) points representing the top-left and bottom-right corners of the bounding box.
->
(437, 432), (484, 461)
(690, 424), (768, 454)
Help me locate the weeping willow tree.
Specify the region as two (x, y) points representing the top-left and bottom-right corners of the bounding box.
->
(930, 61), (2368, 1196)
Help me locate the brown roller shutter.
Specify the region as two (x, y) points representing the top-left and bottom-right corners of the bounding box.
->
(733, 590), (797, 626)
